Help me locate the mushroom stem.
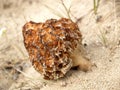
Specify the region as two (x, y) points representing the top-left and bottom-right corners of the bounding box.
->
(70, 44), (92, 72)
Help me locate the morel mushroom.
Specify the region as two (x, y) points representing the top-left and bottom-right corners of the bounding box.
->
(22, 18), (92, 80)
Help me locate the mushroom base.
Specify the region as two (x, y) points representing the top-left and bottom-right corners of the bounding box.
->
(70, 44), (92, 72)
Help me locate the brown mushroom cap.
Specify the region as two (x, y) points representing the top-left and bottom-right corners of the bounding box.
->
(22, 18), (82, 80)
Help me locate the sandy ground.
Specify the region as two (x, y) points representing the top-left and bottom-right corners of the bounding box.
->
(0, 0), (120, 90)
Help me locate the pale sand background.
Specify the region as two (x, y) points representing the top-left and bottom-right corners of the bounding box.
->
(0, 0), (120, 90)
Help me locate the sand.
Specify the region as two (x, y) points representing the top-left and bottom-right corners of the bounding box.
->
(0, 0), (120, 90)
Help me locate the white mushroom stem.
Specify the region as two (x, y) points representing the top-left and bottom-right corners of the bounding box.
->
(70, 44), (92, 71)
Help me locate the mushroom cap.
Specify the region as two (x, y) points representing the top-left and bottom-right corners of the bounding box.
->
(22, 18), (82, 80)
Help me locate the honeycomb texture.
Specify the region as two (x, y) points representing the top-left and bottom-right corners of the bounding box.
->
(22, 18), (82, 80)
